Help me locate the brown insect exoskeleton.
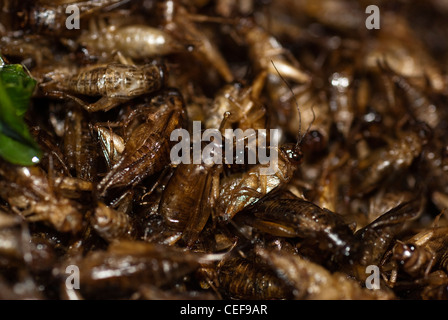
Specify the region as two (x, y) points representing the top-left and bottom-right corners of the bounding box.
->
(214, 141), (303, 222)
(39, 57), (167, 112)
(54, 240), (222, 299)
(216, 255), (293, 299)
(237, 17), (310, 84)
(158, 160), (220, 247)
(364, 14), (445, 94)
(256, 247), (394, 300)
(420, 271), (448, 300)
(21, 110), (96, 199)
(214, 62), (312, 222)
(385, 221), (448, 285)
(94, 125), (125, 169)
(28, 124), (71, 177)
(63, 106), (97, 181)
(91, 202), (134, 242)
(18, 0), (130, 36)
(354, 199), (424, 283)
(242, 195), (360, 269)
(158, 110), (235, 247)
(204, 72), (267, 132)
(378, 59), (445, 130)
(77, 18), (186, 61)
(0, 162), (83, 233)
(0, 34), (54, 69)
(155, 0), (234, 83)
(352, 128), (428, 195)
(98, 89), (186, 196)
(3, 0), (448, 301)
(157, 71), (272, 246)
(26, 121), (96, 197)
(156, 74), (270, 247)
(307, 144), (350, 214)
(279, 0), (365, 32)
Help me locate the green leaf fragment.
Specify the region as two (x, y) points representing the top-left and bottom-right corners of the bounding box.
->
(0, 56), (42, 166)
(0, 133), (40, 166)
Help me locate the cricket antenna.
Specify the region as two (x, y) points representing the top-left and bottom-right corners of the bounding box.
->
(271, 60), (314, 148)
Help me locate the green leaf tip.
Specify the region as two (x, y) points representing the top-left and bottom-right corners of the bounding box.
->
(0, 57), (41, 166)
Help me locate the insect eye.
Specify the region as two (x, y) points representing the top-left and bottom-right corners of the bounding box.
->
(284, 147), (303, 164)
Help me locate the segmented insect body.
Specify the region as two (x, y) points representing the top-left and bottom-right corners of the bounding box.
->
(159, 101), (236, 246)
(256, 247), (394, 300)
(379, 59), (444, 130)
(160, 77), (270, 243)
(91, 202), (134, 242)
(2, 0), (448, 301)
(217, 257), (293, 299)
(21, 0), (128, 35)
(247, 197), (359, 267)
(67, 62), (166, 109)
(353, 130), (425, 195)
(0, 162), (83, 233)
(391, 226), (448, 278)
(204, 73), (267, 131)
(55, 241), (203, 298)
(63, 107), (97, 181)
(158, 162), (218, 246)
(367, 190), (414, 224)
(364, 16), (445, 93)
(215, 143), (303, 221)
(138, 181), (185, 246)
(27, 125), (69, 176)
(39, 60), (167, 112)
(354, 199), (424, 281)
(53, 177), (94, 198)
(98, 90), (186, 196)
(157, 1), (234, 82)
(239, 17), (310, 84)
(78, 22), (185, 59)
